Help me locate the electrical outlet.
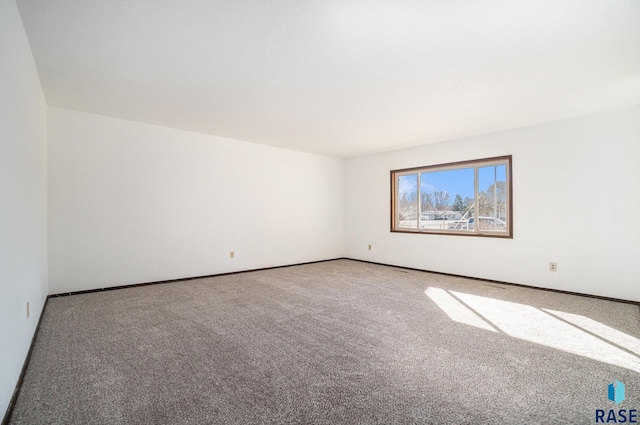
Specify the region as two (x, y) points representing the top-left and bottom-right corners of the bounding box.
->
(549, 262), (557, 272)
(368, 244), (372, 251)
(26, 301), (29, 319)
(230, 251), (234, 259)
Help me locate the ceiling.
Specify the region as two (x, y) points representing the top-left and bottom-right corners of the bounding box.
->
(16, 0), (640, 158)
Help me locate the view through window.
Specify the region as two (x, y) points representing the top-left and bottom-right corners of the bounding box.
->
(391, 156), (512, 237)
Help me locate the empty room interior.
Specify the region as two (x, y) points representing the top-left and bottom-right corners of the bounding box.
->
(2, 0), (640, 423)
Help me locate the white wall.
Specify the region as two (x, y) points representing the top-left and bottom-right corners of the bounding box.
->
(345, 106), (640, 302)
(48, 107), (344, 294)
(0, 0), (48, 417)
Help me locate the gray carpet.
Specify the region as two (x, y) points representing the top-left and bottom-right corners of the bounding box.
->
(9, 260), (640, 424)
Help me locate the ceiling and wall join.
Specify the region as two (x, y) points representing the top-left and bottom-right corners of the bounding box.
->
(15, 0), (640, 159)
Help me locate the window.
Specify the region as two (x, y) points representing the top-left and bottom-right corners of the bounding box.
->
(391, 156), (512, 237)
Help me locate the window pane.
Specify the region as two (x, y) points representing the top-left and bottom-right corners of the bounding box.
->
(477, 164), (507, 232)
(420, 168), (474, 231)
(398, 174), (418, 229)
(391, 156), (512, 237)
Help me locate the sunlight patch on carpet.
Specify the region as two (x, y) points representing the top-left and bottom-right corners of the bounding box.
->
(425, 287), (497, 332)
(426, 287), (640, 374)
(543, 308), (640, 357)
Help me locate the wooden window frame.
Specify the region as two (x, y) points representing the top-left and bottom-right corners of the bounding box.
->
(390, 155), (513, 238)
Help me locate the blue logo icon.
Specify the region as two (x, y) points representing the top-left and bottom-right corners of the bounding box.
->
(608, 380), (626, 405)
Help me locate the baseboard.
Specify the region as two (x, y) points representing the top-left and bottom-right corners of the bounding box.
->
(49, 257), (639, 306)
(49, 258), (347, 298)
(348, 258), (640, 306)
(2, 297), (49, 425)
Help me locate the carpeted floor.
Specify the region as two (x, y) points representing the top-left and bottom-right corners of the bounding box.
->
(8, 260), (640, 424)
